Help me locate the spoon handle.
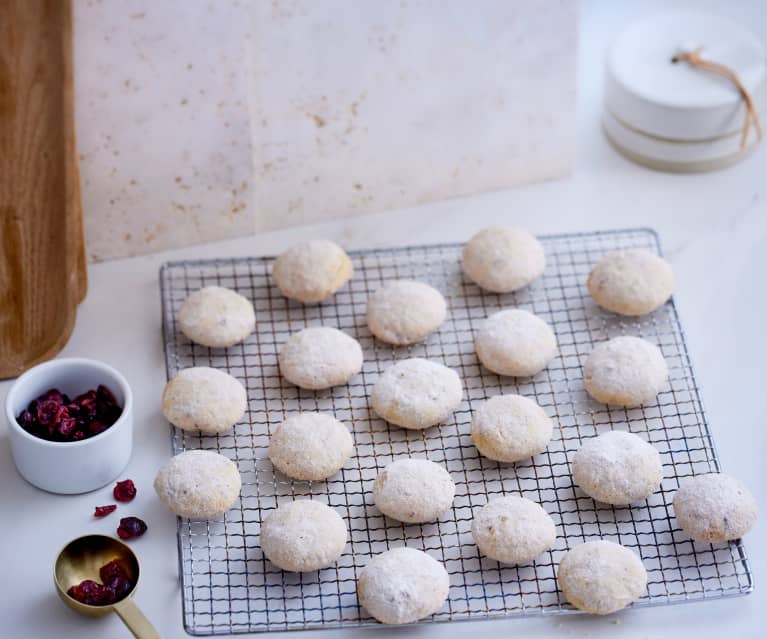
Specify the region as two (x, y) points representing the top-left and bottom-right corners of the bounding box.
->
(113, 599), (162, 639)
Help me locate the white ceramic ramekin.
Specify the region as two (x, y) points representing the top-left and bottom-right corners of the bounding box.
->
(5, 358), (133, 494)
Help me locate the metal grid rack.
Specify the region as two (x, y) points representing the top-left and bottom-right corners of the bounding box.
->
(159, 228), (752, 636)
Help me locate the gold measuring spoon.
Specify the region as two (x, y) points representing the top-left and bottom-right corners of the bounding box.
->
(54, 534), (160, 638)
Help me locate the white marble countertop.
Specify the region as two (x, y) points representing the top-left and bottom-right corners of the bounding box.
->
(2, 1), (765, 637)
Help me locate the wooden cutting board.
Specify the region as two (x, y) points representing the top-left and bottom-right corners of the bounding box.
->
(0, 0), (86, 379)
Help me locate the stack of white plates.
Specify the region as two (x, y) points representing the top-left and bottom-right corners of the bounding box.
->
(604, 11), (766, 172)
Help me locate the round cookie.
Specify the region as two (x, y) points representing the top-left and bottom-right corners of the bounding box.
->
(177, 286), (255, 348)
(371, 358), (463, 429)
(272, 240), (353, 303)
(358, 547), (450, 624)
(268, 412), (354, 481)
(366, 280), (446, 345)
(462, 227), (545, 293)
(572, 431), (663, 505)
(154, 450), (241, 519)
(162, 367), (247, 434)
(475, 309), (557, 377)
(471, 496), (556, 565)
(584, 336), (668, 406)
(588, 248), (674, 316)
(673, 473), (757, 542)
(279, 326), (363, 389)
(373, 458), (456, 523)
(259, 500), (347, 572)
(557, 540), (647, 615)
(471, 394), (553, 463)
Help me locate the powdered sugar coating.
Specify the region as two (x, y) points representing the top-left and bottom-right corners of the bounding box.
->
(572, 431), (663, 505)
(279, 326), (363, 389)
(584, 336), (668, 406)
(462, 227), (546, 293)
(272, 240), (353, 303)
(366, 280), (446, 345)
(162, 367), (247, 434)
(588, 249), (674, 316)
(371, 358), (463, 429)
(673, 473), (757, 542)
(471, 496), (556, 565)
(471, 394), (553, 462)
(475, 309), (557, 377)
(268, 413), (354, 481)
(373, 458), (456, 523)
(177, 286), (255, 348)
(358, 547), (450, 624)
(259, 500), (347, 572)
(557, 540), (647, 614)
(154, 450), (241, 519)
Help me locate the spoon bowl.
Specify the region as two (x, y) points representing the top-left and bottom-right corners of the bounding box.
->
(54, 534), (159, 637)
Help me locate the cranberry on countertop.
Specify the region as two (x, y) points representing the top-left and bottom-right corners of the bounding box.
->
(117, 517), (147, 540)
(94, 505), (117, 518)
(113, 479), (137, 502)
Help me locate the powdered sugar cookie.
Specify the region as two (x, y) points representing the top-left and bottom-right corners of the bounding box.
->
(471, 394), (553, 462)
(673, 473), (757, 542)
(162, 367), (247, 434)
(572, 431), (663, 505)
(358, 547), (450, 624)
(588, 249), (674, 316)
(177, 286), (255, 348)
(154, 450), (241, 519)
(472, 496), (556, 565)
(557, 540), (647, 614)
(371, 358), (463, 429)
(462, 227), (545, 293)
(475, 309), (557, 377)
(268, 413), (354, 481)
(367, 280), (446, 345)
(373, 458), (455, 523)
(272, 240), (353, 303)
(279, 326), (363, 389)
(584, 336), (668, 406)
(259, 500), (347, 572)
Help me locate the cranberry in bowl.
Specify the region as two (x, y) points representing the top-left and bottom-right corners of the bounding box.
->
(5, 358), (133, 494)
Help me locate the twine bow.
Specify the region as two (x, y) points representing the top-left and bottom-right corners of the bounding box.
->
(672, 47), (763, 149)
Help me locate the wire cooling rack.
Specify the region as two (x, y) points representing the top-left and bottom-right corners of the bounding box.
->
(159, 228), (752, 636)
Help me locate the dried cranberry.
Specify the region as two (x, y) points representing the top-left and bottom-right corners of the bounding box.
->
(67, 579), (115, 606)
(107, 576), (133, 601)
(56, 415), (77, 438)
(36, 399), (62, 425)
(113, 479), (137, 503)
(73, 389), (97, 404)
(94, 504), (117, 518)
(117, 517), (147, 540)
(17, 385), (121, 443)
(97, 384), (118, 406)
(67, 561), (134, 606)
(99, 559), (130, 583)
(88, 420), (108, 436)
(40, 388), (65, 404)
(17, 409), (33, 428)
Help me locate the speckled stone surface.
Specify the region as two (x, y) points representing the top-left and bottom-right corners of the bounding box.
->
(74, 1), (254, 261)
(74, 1), (576, 260)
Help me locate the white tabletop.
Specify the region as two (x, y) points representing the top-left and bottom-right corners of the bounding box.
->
(2, 1), (765, 637)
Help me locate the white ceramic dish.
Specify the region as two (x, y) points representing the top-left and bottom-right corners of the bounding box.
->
(5, 358), (133, 494)
(604, 11), (766, 172)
